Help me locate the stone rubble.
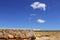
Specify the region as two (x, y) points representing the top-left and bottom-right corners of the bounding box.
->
(0, 29), (35, 40)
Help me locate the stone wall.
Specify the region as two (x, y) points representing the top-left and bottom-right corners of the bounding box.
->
(0, 29), (35, 40)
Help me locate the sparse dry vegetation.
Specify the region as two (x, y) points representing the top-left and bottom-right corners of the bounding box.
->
(34, 30), (60, 40)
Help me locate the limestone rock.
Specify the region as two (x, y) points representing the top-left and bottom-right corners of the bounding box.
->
(0, 29), (34, 39)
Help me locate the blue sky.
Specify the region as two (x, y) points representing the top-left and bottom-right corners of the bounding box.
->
(0, 0), (60, 30)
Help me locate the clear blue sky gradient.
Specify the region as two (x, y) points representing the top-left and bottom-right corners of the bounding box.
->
(0, 0), (60, 30)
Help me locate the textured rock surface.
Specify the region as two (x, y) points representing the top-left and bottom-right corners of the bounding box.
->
(0, 29), (35, 40)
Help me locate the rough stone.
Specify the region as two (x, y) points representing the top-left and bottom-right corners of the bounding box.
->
(0, 29), (35, 40)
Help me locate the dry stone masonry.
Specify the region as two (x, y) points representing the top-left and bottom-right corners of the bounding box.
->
(0, 29), (35, 40)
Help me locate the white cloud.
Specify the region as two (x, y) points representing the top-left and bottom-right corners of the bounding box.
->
(30, 2), (46, 11)
(37, 19), (45, 23)
(30, 14), (37, 16)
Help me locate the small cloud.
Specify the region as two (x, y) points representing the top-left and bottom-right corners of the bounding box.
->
(30, 14), (37, 16)
(37, 19), (45, 23)
(30, 2), (46, 11)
